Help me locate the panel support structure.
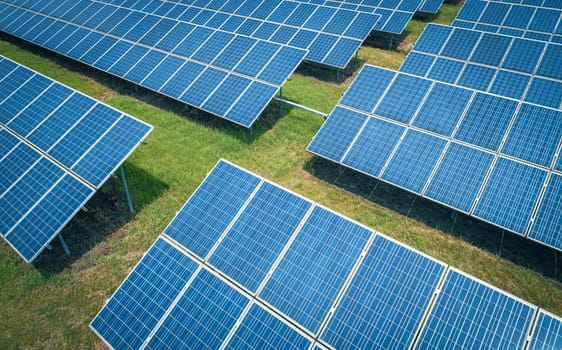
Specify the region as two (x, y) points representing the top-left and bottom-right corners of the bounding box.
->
(58, 234), (71, 256)
(120, 166), (135, 213)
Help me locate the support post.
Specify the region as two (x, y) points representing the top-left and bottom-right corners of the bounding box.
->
(279, 87), (283, 115)
(336, 69), (340, 81)
(58, 234), (70, 256)
(354, 50), (358, 70)
(389, 35), (394, 50)
(120, 166), (135, 213)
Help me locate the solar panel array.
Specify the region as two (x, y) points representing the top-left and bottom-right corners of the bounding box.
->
(96, 0), (381, 65)
(0, 0), (309, 128)
(91, 160), (560, 349)
(0, 55), (152, 263)
(400, 23), (562, 109)
(309, 0), (562, 251)
(453, 0), (562, 43)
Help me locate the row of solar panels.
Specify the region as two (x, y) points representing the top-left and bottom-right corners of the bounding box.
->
(400, 23), (562, 109)
(91, 160), (562, 350)
(309, 65), (562, 251)
(89, 0), (381, 64)
(309, 0), (562, 252)
(0, 0), (310, 127)
(152, 0), (431, 34)
(454, 0), (562, 43)
(0, 56), (152, 262)
(290, 0), (444, 14)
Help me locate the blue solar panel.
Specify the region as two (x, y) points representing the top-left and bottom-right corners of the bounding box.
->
(142, 55), (185, 91)
(340, 65), (396, 113)
(413, 84), (473, 136)
(321, 235), (446, 349)
(525, 78), (562, 109)
(181, 68), (227, 107)
(203, 75), (252, 116)
(536, 45), (562, 81)
(306, 34), (339, 62)
(425, 143), (493, 213)
(413, 22), (452, 54)
(159, 61), (204, 97)
(260, 206), (371, 333)
(457, 64), (495, 91)
(418, 269), (536, 349)
(165, 161), (259, 258)
(399, 52), (435, 76)
(528, 174), (562, 250)
(344, 116), (404, 176)
(375, 75), (432, 123)
(307, 107), (368, 162)
(528, 310), (562, 350)
(0, 74), (52, 124)
(208, 182), (311, 292)
(427, 58), (464, 83)
(259, 46), (307, 85)
(212, 36), (256, 70)
(502, 104), (562, 167)
(145, 268), (248, 349)
(441, 28), (481, 60)
(470, 33), (511, 66)
(502, 39), (545, 74)
(324, 38), (362, 68)
(456, 0), (486, 21)
(225, 304), (312, 349)
(455, 93), (518, 151)
(529, 8), (560, 33)
(489, 71), (530, 100)
(192, 31), (234, 63)
(382, 130), (447, 193)
(225, 81), (279, 127)
(91, 238), (199, 349)
(504, 5), (534, 28)
(474, 157), (547, 234)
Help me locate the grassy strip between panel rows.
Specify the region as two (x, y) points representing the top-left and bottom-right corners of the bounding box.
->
(0, 3), (561, 348)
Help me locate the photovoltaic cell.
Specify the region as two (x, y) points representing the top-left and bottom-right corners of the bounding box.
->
(208, 182), (311, 292)
(163, 154), (261, 258)
(260, 206), (371, 333)
(145, 268), (248, 350)
(321, 235), (446, 350)
(425, 143), (493, 213)
(225, 304), (312, 350)
(454, 93), (517, 151)
(307, 107), (368, 162)
(528, 310), (562, 350)
(413, 83), (472, 136)
(525, 78), (562, 109)
(382, 130), (447, 193)
(344, 117), (405, 176)
(375, 75), (432, 123)
(474, 157), (547, 235)
(91, 238), (199, 350)
(414, 269), (536, 350)
(528, 174), (562, 251)
(340, 65), (396, 113)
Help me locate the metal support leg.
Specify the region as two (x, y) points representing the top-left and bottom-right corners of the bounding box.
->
(336, 69), (340, 81)
(279, 87), (283, 115)
(58, 234), (70, 256)
(389, 36), (394, 50)
(354, 51), (358, 70)
(120, 166), (135, 213)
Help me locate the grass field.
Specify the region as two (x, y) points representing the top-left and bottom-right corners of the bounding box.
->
(1, 2), (561, 348)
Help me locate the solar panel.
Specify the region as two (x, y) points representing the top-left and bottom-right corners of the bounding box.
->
(453, 0), (562, 43)
(528, 309), (562, 350)
(93, 160), (558, 349)
(308, 62), (562, 250)
(94, 0), (381, 68)
(402, 23), (562, 109)
(414, 268), (536, 349)
(320, 235), (446, 349)
(0, 1), (308, 128)
(0, 55), (152, 263)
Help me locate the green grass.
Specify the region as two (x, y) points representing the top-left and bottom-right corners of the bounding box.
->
(1, 3), (561, 347)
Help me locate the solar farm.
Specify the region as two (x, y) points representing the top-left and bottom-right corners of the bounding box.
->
(0, 0), (561, 349)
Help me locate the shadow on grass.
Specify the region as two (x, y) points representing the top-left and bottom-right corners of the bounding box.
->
(305, 156), (562, 282)
(33, 163), (168, 275)
(0, 33), (288, 144)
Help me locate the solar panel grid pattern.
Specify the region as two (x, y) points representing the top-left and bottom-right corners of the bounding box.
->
(91, 0), (380, 67)
(528, 310), (562, 350)
(402, 23), (562, 109)
(0, 0), (308, 128)
(308, 63), (562, 250)
(413, 269), (536, 350)
(452, 0), (562, 43)
(0, 55), (151, 262)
